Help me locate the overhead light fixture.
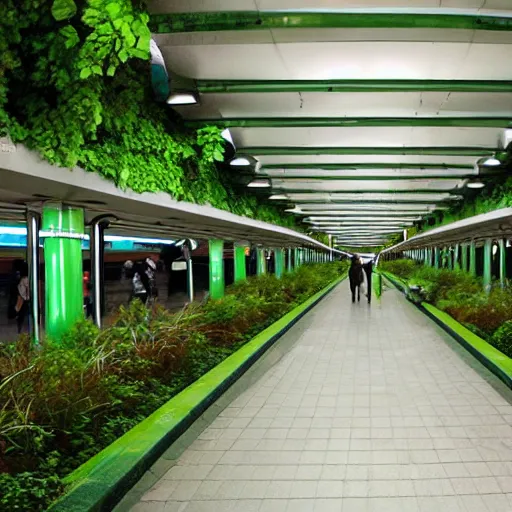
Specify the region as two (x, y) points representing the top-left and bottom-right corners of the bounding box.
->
(248, 179), (271, 188)
(221, 129), (234, 147)
(478, 156), (501, 167)
(166, 91), (199, 105)
(270, 194), (288, 200)
(230, 157), (251, 166)
(466, 179), (485, 189)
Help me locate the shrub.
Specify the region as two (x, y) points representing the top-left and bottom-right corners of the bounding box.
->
(491, 321), (512, 358)
(0, 261), (348, 511)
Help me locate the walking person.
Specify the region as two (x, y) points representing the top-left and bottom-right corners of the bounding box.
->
(363, 258), (374, 304)
(131, 261), (150, 304)
(15, 263), (30, 333)
(348, 256), (364, 303)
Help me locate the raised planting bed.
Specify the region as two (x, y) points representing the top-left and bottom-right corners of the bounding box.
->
(45, 273), (345, 512)
(381, 271), (512, 389)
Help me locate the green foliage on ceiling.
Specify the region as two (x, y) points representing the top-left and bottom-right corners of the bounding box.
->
(0, 0), (298, 229)
(420, 177), (512, 233)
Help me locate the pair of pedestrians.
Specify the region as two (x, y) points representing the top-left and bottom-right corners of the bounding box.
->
(348, 256), (373, 303)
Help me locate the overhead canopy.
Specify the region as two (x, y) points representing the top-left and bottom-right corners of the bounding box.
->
(149, 0), (512, 247)
(0, 146), (344, 253)
(380, 207), (512, 253)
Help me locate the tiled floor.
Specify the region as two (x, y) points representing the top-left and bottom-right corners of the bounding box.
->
(120, 283), (512, 512)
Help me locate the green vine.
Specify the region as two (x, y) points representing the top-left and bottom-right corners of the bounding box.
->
(419, 177), (512, 233)
(1, 0), (298, 229)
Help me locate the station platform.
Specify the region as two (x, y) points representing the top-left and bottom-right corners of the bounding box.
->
(118, 282), (512, 512)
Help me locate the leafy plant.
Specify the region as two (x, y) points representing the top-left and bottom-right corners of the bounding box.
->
(0, 262), (348, 511)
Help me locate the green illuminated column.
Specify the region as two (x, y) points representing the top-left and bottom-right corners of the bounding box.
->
(209, 239), (224, 299)
(483, 239), (492, 292)
(287, 248), (293, 272)
(234, 244), (247, 283)
(447, 247), (453, 270)
(454, 244), (460, 270)
(434, 247), (440, 269)
(461, 244), (468, 272)
(499, 239), (506, 288)
(275, 248), (285, 278)
(42, 203), (84, 341)
(469, 241), (476, 276)
(257, 248), (266, 275)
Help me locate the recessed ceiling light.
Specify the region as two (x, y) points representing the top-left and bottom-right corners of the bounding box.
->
(270, 195), (288, 200)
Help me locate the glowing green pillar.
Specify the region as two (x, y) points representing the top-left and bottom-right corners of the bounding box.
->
(209, 239), (224, 299)
(274, 248), (284, 278)
(234, 244), (247, 283)
(42, 203), (84, 341)
(287, 248), (293, 272)
(461, 244), (468, 272)
(434, 247), (440, 269)
(454, 244), (460, 270)
(257, 248), (266, 275)
(469, 241), (476, 276)
(483, 239), (492, 292)
(499, 239), (506, 288)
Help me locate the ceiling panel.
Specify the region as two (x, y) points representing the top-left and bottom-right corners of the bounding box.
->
(271, 178), (465, 191)
(148, 0), (512, 14)
(176, 92), (512, 119)
(262, 169), (476, 178)
(231, 126), (503, 148)
(255, 154), (483, 166)
(157, 42), (512, 80)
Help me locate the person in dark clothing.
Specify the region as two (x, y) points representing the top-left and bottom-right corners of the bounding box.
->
(131, 262), (150, 304)
(15, 263), (30, 333)
(348, 256), (364, 303)
(363, 259), (373, 304)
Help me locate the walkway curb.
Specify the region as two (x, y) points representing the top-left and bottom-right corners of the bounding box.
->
(381, 273), (512, 389)
(48, 275), (346, 512)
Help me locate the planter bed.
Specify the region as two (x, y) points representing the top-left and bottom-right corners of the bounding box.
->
(381, 270), (512, 389)
(1, 263), (347, 512)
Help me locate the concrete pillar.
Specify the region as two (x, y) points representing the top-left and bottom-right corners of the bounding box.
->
(42, 203), (84, 340)
(209, 239), (224, 299)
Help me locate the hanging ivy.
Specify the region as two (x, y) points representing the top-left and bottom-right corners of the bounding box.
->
(1, 0), (299, 229)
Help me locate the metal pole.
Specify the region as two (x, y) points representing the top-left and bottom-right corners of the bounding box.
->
(26, 210), (40, 344)
(187, 258), (194, 302)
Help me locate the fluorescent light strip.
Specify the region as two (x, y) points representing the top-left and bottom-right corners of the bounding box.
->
(0, 227), (175, 246)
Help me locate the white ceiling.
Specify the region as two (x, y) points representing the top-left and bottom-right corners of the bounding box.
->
(150, 2), (512, 247)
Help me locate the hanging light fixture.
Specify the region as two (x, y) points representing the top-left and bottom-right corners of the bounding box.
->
(477, 156), (501, 167)
(247, 178), (271, 188)
(166, 91), (199, 105)
(466, 178), (485, 189)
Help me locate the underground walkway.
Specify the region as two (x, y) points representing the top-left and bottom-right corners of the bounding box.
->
(119, 282), (512, 512)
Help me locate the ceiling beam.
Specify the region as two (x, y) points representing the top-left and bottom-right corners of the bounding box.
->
(187, 117), (512, 129)
(196, 79), (512, 94)
(150, 12), (512, 34)
(242, 147), (499, 157)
